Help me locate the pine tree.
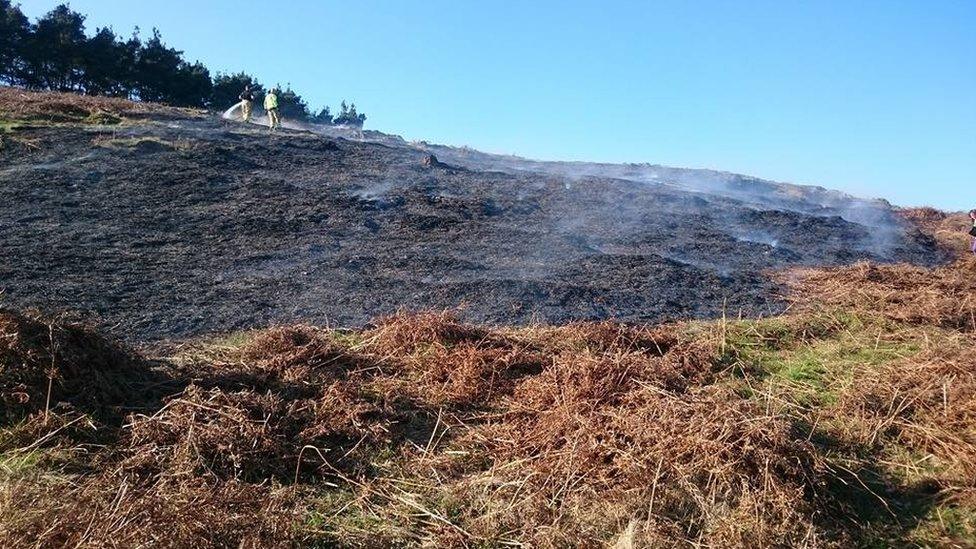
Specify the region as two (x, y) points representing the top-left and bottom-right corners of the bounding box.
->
(22, 4), (88, 91)
(0, 0), (30, 85)
(211, 72), (263, 110)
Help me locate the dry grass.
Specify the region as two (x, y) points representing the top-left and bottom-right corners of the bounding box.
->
(780, 210), (976, 331)
(835, 340), (976, 482)
(784, 257), (976, 331)
(0, 474), (303, 548)
(1, 210), (974, 547)
(0, 85), (194, 124)
(466, 375), (823, 546)
(0, 308), (154, 421)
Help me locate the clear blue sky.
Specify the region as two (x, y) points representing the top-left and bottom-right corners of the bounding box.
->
(23, 1), (975, 210)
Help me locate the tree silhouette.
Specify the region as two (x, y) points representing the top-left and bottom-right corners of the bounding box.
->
(310, 106), (333, 124)
(271, 85), (310, 120)
(1, 3), (367, 124)
(212, 72), (263, 110)
(0, 0), (30, 85)
(333, 100), (367, 127)
(82, 27), (131, 96)
(21, 4), (88, 91)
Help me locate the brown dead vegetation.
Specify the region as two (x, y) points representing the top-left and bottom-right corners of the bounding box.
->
(1, 474), (303, 548)
(0, 308), (155, 420)
(836, 341), (976, 486)
(0, 85), (195, 124)
(2, 310), (828, 547)
(242, 325), (361, 381)
(785, 257), (976, 331)
(898, 206), (972, 252)
(1, 210), (974, 547)
(469, 366), (822, 546)
(783, 210), (976, 331)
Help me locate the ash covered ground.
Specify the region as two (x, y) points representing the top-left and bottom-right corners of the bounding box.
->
(0, 114), (944, 341)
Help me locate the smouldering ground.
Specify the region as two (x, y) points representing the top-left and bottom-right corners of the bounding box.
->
(0, 211), (973, 548)
(0, 87), (946, 342)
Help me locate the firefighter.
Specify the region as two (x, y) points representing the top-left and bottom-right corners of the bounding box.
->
(264, 88), (280, 132)
(969, 209), (976, 255)
(239, 85), (255, 122)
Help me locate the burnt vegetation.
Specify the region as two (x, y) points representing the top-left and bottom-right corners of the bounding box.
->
(2, 223), (975, 546)
(0, 88), (945, 343)
(0, 75), (972, 547)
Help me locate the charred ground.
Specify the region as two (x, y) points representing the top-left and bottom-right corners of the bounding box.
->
(0, 88), (944, 341)
(0, 212), (974, 548)
(1, 90), (973, 548)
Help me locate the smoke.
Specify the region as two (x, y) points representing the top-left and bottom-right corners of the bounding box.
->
(215, 110), (903, 256)
(730, 229), (779, 248)
(232, 114), (914, 266)
(349, 180), (395, 201)
(414, 146), (908, 258)
(352, 183), (392, 201)
(658, 251), (733, 277)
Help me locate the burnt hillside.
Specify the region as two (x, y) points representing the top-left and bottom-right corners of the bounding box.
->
(0, 89), (945, 341)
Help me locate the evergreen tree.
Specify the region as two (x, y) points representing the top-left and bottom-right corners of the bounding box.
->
(0, 3), (368, 125)
(133, 29), (183, 102)
(271, 85), (309, 120)
(211, 72), (263, 109)
(81, 27), (130, 95)
(350, 103), (366, 126)
(21, 4), (87, 91)
(134, 29), (211, 107)
(310, 106), (333, 124)
(116, 30), (142, 99)
(333, 100), (367, 127)
(172, 60), (212, 108)
(0, 0), (30, 85)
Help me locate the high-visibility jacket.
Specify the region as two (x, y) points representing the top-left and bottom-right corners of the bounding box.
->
(264, 93), (279, 110)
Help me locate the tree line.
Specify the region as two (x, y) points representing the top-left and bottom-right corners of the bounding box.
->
(0, 2), (367, 126)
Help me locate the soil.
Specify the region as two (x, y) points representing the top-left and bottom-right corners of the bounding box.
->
(0, 113), (944, 341)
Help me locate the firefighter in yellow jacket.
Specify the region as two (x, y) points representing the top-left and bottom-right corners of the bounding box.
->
(264, 88), (280, 131)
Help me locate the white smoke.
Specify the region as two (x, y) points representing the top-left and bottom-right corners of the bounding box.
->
(219, 110), (912, 259)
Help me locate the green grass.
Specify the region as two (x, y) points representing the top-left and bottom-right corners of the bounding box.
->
(764, 338), (918, 406)
(911, 504), (976, 546)
(711, 311), (975, 547)
(0, 118), (38, 150)
(1, 113), (122, 150)
(0, 118), (28, 133)
(0, 448), (45, 480)
(329, 330), (367, 350)
(0, 420), (79, 483)
(83, 111), (122, 125)
(209, 330), (253, 349)
(717, 312), (922, 407)
(1, 111), (122, 130)
(299, 489), (408, 546)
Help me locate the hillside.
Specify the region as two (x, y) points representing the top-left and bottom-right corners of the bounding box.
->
(0, 210), (973, 547)
(0, 89), (973, 547)
(0, 87), (945, 341)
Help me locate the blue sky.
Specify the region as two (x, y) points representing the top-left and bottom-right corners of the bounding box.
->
(22, 1), (975, 210)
